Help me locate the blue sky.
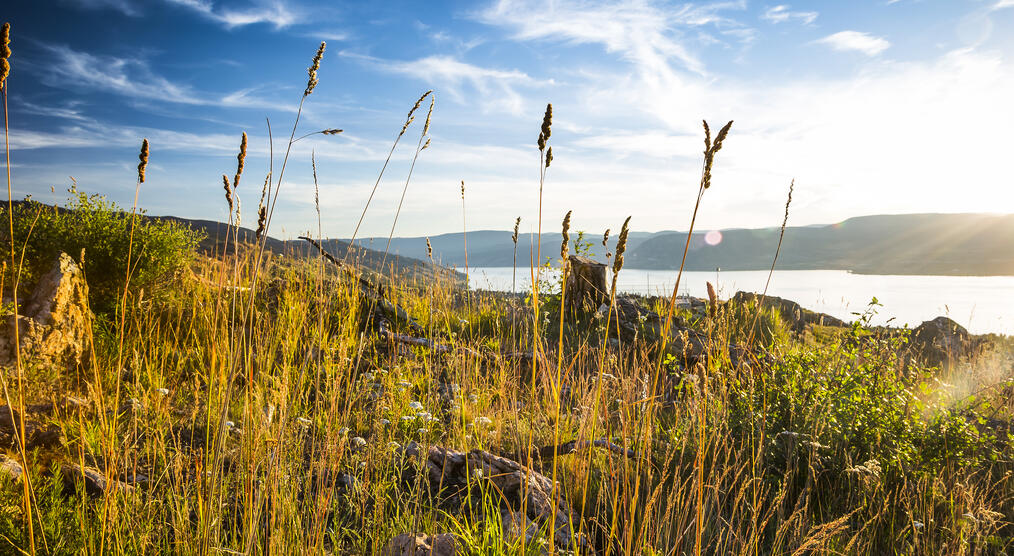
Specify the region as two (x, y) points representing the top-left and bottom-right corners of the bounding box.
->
(3, 0), (1014, 239)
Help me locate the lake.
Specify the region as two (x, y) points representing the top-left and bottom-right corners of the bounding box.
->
(466, 267), (1014, 335)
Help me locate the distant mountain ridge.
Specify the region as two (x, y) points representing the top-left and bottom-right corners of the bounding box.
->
(153, 216), (462, 282)
(349, 213), (1014, 276)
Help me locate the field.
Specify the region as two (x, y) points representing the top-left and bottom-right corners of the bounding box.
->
(2, 33), (1014, 555)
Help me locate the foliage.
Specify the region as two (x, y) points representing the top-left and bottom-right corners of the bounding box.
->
(1, 189), (203, 312)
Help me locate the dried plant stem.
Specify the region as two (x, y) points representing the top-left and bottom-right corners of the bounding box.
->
(2, 50), (37, 556)
(344, 90), (431, 265)
(380, 111), (430, 271)
(748, 179), (794, 346)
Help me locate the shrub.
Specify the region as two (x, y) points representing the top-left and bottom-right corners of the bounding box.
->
(1, 189), (203, 313)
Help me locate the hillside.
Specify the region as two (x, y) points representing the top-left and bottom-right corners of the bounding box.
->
(354, 214), (1014, 276)
(154, 216), (465, 284)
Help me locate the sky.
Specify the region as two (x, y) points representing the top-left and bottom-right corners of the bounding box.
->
(3, 0), (1014, 240)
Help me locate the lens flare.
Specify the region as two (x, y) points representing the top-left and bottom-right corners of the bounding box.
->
(705, 230), (723, 246)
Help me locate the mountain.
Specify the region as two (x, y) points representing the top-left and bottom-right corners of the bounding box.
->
(349, 230), (670, 269)
(154, 216), (463, 283)
(351, 214), (1014, 276)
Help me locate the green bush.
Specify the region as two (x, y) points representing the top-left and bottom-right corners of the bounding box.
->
(1, 189), (203, 313)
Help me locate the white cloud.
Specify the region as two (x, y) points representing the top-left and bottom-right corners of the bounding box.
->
(44, 45), (205, 105)
(163, 0), (301, 29)
(992, 0), (1014, 10)
(475, 0), (752, 78)
(42, 45), (297, 111)
(761, 5), (818, 25)
(341, 52), (550, 114)
(815, 31), (891, 56)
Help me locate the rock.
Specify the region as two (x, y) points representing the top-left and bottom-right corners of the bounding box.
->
(566, 255), (608, 309)
(0, 453), (23, 482)
(380, 532), (458, 556)
(0, 406), (64, 450)
(400, 444), (585, 551)
(911, 316), (975, 368)
(61, 464), (136, 497)
(732, 291), (845, 332)
(1, 253), (91, 372)
(502, 510), (547, 551)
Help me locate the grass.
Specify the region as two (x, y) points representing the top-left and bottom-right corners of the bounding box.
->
(1, 31), (1014, 555)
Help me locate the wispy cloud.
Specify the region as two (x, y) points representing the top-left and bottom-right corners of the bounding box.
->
(42, 45), (297, 111)
(761, 5), (818, 25)
(44, 45), (205, 104)
(164, 0), (301, 29)
(341, 51), (549, 114)
(61, 0), (141, 16)
(992, 0), (1014, 10)
(816, 31), (891, 56)
(475, 0), (751, 77)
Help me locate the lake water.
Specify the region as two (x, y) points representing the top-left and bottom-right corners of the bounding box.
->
(466, 267), (1014, 336)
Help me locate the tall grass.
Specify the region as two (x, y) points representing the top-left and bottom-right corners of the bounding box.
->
(0, 34), (1012, 556)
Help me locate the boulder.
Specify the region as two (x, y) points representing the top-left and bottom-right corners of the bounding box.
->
(1, 253), (91, 371)
(400, 443), (585, 551)
(911, 316), (975, 368)
(380, 532), (458, 556)
(0, 406), (64, 450)
(0, 453), (23, 482)
(732, 291), (845, 331)
(61, 464), (136, 497)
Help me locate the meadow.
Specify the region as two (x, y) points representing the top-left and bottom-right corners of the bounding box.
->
(1, 30), (1013, 555)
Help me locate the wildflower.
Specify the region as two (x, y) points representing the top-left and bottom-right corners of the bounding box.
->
(225, 421), (235, 429)
(408, 401), (424, 411)
(416, 411), (433, 421)
(401, 416), (414, 422)
(379, 418), (391, 426)
(351, 436), (367, 449)
(474, 416), (492, 427)
(156, 388), (169, 396)
(338, 427), (350, 435)
(296, 417), (312, 428)
(417, 428), (429, 434)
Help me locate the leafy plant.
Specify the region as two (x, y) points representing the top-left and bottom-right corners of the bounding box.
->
(1, 189), (202, 313)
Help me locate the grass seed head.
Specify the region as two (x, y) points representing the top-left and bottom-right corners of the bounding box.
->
(421, 138), (431, 150)
(423, 95), (435, 136)
(561, 210), (572, 262)
(707, 281), (718, 318)
(703, 119), (712, 153)
(137, 138), (149, 183)
(541, 103), (553, 141)
(426, 237), (433, 259)
(702, 119), (733, 189)
(545, 146), (553, 168)
(1, 22), (10, 88)
(613, 216), (631, 275)
(602, 228), (610, 247)
(234, 132), (247, 189)
(256, 173), (269, 240)
(304, 41), (325, 96)
(512, 217), (521, 244)
(222, 174), (233, 213)
(537, 102), (553, 150)
(321, 128), (343, 135)
(460, 179), (465, 199)
(399, 90), (432, 137)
